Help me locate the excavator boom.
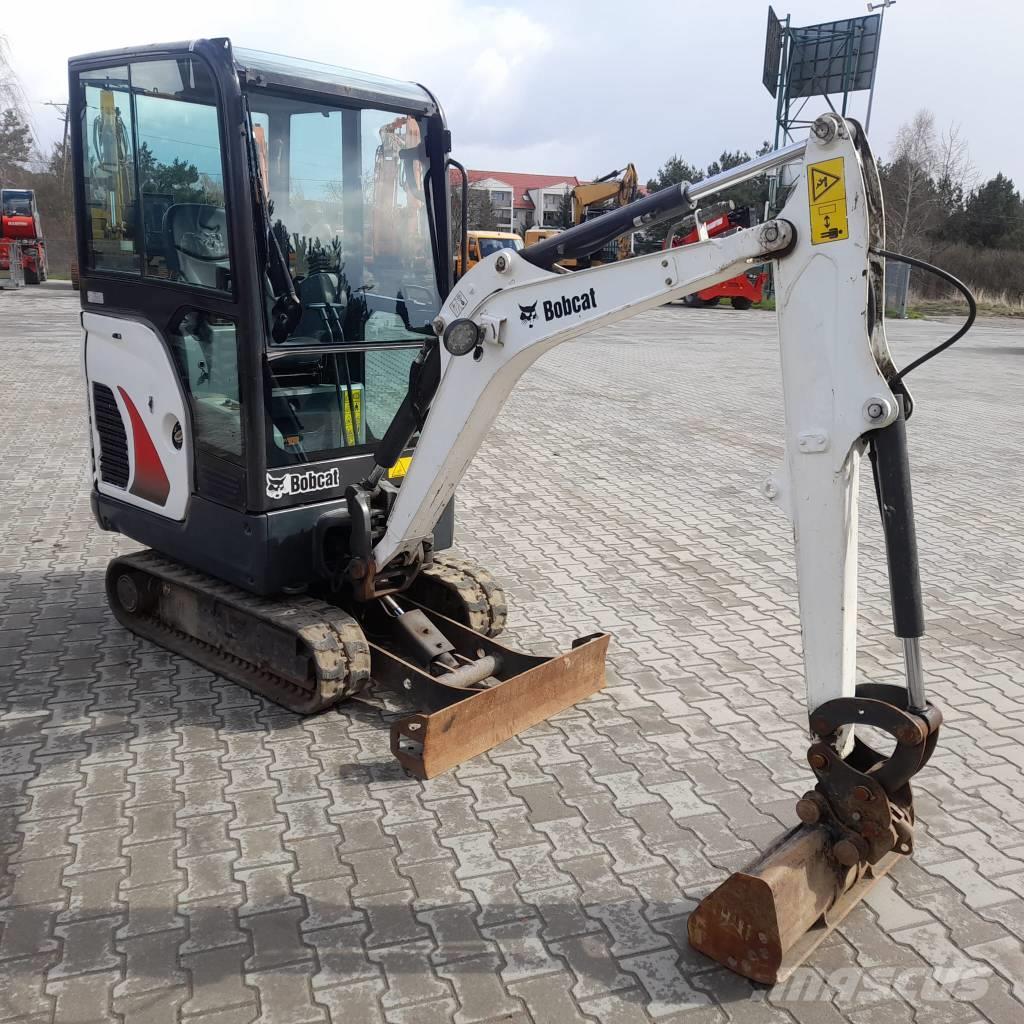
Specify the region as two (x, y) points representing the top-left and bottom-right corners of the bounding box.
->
(363, 114), (948, 980)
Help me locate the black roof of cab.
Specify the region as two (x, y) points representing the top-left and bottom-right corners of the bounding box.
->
(69, 38), (439, 118)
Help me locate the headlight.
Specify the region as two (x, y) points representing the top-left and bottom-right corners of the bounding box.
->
(443, 318), (482, 357)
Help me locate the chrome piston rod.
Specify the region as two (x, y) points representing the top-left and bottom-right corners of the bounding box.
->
(686, 139), (807, 206)
(521, 140), (808, 270)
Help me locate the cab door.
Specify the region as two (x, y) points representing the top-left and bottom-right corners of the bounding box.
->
(73, 46), (259, 521)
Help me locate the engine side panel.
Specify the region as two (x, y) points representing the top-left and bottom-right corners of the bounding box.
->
(84, 312), (190, 520)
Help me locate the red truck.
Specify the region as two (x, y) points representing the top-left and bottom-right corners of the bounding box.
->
(665, 206), (766, 310)
(1, 188), (48, 285)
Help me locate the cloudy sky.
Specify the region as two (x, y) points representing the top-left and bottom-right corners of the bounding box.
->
(7, 0), (1023, 188)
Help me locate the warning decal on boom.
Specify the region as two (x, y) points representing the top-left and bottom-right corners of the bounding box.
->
(807, 158), (849, 245)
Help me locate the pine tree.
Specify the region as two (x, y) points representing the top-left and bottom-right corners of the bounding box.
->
(0, 108), (33, 185)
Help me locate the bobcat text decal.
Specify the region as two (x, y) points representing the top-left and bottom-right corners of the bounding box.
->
(266, 466), (342, 499)
(542, 288), (597, 322)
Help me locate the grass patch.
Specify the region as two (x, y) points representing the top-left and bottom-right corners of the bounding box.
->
(904, 287), (1024, 319)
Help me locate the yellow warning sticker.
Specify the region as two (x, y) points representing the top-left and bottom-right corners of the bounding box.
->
(342, 389), (363, 446)
(807, 158), (849, 245)
(388, 456), (412, 479)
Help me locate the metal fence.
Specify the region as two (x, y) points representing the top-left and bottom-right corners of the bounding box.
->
(44, 237), (76, 280)
(885, 260), (911, 319)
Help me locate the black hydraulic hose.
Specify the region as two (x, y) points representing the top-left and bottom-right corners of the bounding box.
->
(872, 248), (977, 384)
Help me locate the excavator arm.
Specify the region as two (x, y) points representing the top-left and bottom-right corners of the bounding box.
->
(360, 114), (949, 982)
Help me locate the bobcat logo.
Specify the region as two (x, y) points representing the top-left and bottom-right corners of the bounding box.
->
(266, 473), (289, 499)
(266, 466), (343, 499)
(519, 302), (538, 328)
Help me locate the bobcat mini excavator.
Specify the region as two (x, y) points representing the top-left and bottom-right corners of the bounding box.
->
(70, 40), (973, 984)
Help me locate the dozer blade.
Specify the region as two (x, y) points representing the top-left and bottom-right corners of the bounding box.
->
(372, 604), (609, 778)
(687, 823), (901, 985)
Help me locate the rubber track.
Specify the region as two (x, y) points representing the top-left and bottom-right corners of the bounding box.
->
(107, 550), (371, 714)
(409, 555), (508, 637)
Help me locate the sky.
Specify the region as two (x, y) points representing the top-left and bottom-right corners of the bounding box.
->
(6, 0), (1023, 190)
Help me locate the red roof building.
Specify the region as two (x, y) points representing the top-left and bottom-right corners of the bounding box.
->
(450, 168), (581, 233)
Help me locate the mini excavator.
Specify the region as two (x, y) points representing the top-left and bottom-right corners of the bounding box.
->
(69, 40), (974, 983)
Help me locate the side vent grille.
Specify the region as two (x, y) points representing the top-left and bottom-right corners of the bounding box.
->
(92, 382), (129, 488)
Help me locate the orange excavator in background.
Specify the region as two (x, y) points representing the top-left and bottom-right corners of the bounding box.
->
(371, 115), (425, 266)
(84, 89), (135, 274)
(664, 204), (768, 309)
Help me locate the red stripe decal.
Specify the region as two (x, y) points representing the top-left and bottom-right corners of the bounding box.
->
(118, 387), (170, 506)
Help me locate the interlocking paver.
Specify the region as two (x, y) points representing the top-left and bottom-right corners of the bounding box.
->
(2, 286), (1022, 1023)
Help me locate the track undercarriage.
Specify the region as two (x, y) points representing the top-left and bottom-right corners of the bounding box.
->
(106, 550), (608, 777)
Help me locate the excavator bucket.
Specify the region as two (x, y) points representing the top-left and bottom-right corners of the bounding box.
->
(370, 604), (609, 778)
(689, 685), (941, 983)
(688, 826), (902, 984)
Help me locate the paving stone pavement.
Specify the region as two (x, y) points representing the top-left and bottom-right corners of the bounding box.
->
(1, 282), (1022, 1024)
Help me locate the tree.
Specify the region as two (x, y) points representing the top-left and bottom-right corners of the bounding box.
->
(878, 110), (941, 255)
(934, 123), (974, 213)
(138, 142), (208, 202)
(0, 108), (33, 186)
(25, 140), (74, 241)
(961, 173), (1024, 249)
(449, 183), (501, 254)
(558, 190), (573, 229)
(0, 36), (30, 124)
(705, 142), (773, 212)
(467, 187), (499, 231)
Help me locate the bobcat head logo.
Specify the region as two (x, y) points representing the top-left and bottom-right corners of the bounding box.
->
(266, 473), (289, 499)
(519, 302), (538, 328)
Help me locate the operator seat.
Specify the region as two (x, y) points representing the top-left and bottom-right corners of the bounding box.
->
(164, 204), (230, 289)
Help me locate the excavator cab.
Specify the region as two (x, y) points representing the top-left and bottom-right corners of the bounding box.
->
(70, 40), (453, 594)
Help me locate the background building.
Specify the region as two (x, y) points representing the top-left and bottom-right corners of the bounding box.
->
(453, 169), (580, 233)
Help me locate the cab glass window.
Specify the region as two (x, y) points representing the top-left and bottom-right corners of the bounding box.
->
(75, 58), (231, 290)
(133, 60), (231, 290)
(170, 311), (243, 462)
(247, 89), (440, 467)
(79, 66), (140, 274)
(478, 237), (523, 258)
